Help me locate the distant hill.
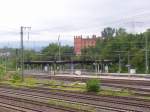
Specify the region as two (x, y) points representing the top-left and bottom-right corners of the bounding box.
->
(0, 40), (73, 51)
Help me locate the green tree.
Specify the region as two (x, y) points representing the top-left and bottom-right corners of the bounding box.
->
(81, 27), (150, 73)
(42, 43), (74, 61)
(115, 28), (127, 36)
(101, 27), (115, 39)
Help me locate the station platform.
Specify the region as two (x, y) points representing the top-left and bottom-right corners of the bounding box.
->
(55, 74), (150, 81)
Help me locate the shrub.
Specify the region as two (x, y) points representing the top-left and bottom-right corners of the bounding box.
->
(0, 65), (5, 81)
(86, 79), (100, 92)
(11, 71), (21, 83)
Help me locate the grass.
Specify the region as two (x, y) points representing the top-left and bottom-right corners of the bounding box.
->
(66, 81), (86, 88)
(98, 89), (133, 97)
(136, 96), (150, 100)
(46, 81), (134, 97)
(1, 77), (149, 100)
(46, 80), (86, 88)
(0, 71), (150, 102)
(0, 78), (39, 87)
(0, 77), (86, 92)
(54, 86), (86, 92)
(48, 98), (96, 112)
(47, 81), (86, 92)
(44, 80), (59, 86)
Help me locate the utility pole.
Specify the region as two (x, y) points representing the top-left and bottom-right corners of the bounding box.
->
(4, 48), (7, 72)
(118, 54), (121, 73)
(114, 51), (130, 73)
(58, 35), (61, 74)
(58, 35), (61, 61)
(20, 26), (31, 81)
(127, 51), (130, 73)
(145, 33), (149, 74)
(16, 49), (18, 71)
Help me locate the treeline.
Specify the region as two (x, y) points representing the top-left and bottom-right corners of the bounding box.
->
(2, 27), (150, 74)
(81, 27), (150, 73)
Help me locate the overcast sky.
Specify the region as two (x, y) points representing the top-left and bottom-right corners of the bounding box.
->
(0, 0), (150, 44)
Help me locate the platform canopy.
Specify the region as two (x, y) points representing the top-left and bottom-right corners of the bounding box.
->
(24, 60), (112, 65)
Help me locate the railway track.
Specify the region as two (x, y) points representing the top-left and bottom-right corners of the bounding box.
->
(0, 102), (37, 112)
(23, 78), (150, 97)
(0, 85), (150, 112)
(0, 92), (118, 112)
(0, 85), (116, 112)
(101, 83), (150, 92)
(0, 86), (80, 112)
(0, 95), (70, 112)
(101, 83), (150, 96)
(40, 82), (150, 96)
(38, 82), (150, 97)
(26, 74), (150, 96)
(30, 74), (150, 86)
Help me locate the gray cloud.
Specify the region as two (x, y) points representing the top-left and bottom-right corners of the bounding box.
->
(0, 0), (150, 43)
(38, 0), (150, 34)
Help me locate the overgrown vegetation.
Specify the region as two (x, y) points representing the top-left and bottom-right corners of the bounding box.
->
(48, 98), (96, 112)
(2, 77), (38, 87)
(81, 28), (150, 73)
(2, 28), (150, 73)
(46, 80), (86, 92)
(0, 65), (6, 80)
(1, 77), (148, 99)
(11, 71), (21, 83)
(86, 79), (100, 92)
(98, 89), (133, 97)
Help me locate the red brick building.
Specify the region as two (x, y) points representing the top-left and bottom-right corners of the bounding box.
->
(74, 35), (98, 55)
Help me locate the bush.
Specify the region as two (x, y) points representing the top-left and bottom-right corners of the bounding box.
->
(0, 65), (5, 80)
(86, 79), (100, 92)
(11, 71), (21, 83)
